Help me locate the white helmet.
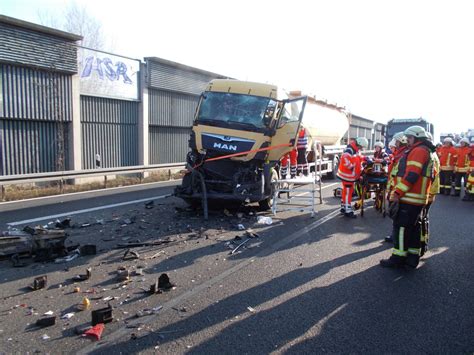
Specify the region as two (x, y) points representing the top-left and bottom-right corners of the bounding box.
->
(355, 137), (369, 149)
(443, 137), (453, 144)
(426, 132), (433, 142)
(404, 125), (429, 139)
(460, 137), (470, 145)
(389, 139), (397, 148)
(374, 141), (384, 149)
(393, 132), (407, 144)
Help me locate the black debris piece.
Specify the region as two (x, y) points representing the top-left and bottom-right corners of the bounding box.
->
(55, 218), (71, 229)
(72, 267), (92, 282)
(158, 273), (174, 290)
(149, 279), (162, 294)
(36, 316), (56, 327)
(91, 304), (113, 326)
(123, 249), (140, 261)
(30, 275), (47, 290)
(145, 201), (154, 209)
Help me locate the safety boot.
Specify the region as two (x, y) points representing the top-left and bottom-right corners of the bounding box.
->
(380, 255), (405, 268)
(344, 211), (357, 218)
(405, 254), (420, 269)
(384, 236), (393, 243)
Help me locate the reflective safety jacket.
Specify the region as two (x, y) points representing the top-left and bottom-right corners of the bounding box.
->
(428, 152), (440, 203)
(337, 142), (362, 182)
(394, 141), (435, 206)
(297, 128), (308, 149)
(437, 145), (457, 171)
(388, 146), (408, 188)
(454, 146), (470, 173)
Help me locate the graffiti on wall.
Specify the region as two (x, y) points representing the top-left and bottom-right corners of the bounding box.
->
(78, 48), (139, 100)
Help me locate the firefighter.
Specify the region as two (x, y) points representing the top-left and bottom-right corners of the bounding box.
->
(280, 149), (297, 179)
(462, 141), (474, 201)
(336, 136), (369, 218)
(373, 141), (390, 163)
(453, 138), (470, 197)
(384, 132), (408, 243)
(437, 137), (457, 195)
(296, 127), (309, 176)
(380, 126), (436, 269)
(420, 132), (440, 256)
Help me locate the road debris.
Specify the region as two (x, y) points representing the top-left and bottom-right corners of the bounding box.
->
(83, 323), (104, 340)
(30, 276), (47, 291)
(77, 297), (91, 311)
(61, 312), (75, 320)
(256, 216), (273, 225)
(145, 201), (154, 209)
(229, 239), (251, 255)
(158, 273), (174, 290)
(135, 306), (163, 318)
(123, 249), (140, 261)
(80, 244), (97, 255)
(91, 305), (113, 325)
(72, 267), (92, 282)
(36, 316), (56, 327)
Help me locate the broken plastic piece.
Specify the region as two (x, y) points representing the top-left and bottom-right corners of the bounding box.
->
(30, 276), (47, 290)
(73, 267), (92, 282)
(257, 216), (273, 225)
(77, 297), (91, 311)
(158, 273), (174, 290)
(117, 268), (130, 282)
(55, 218), (71, 229)
(61, 312), (75, 320)
(75, 325), (92, 335)
(36, 316), (56, 327)
(91, 304), (113, 326)
(123, 249), (139, 261)
(83, 323), (104, 340)
(149, 279), (162, 294)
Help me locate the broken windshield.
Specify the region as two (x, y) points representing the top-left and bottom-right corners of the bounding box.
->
(197, 92), (276, 129)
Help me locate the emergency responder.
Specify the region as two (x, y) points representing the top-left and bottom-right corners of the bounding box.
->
(296, 127), (309, 176)
(281, 149), (297, 179)
(420, 132), (440, 256)
(380, 126), (435, 268)
(373, 141), (390, 163)
(384, 132), (408, 243)
(453, 138), (470, 197)
(336, 136), (369, 218)
(437, 137), (457, 195)
(462, 140), (474, 201)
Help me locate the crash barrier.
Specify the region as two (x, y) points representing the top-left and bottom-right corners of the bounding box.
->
(0, 163), (185, 201)
(272, 143), (324, 217)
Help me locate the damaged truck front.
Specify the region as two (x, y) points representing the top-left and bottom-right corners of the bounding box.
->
(175, 79), (307, 211)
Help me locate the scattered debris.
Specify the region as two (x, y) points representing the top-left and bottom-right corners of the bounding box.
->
(73, 287), (81, 293)
(30, 276), (47, 291)
(223, 209), (232, 217)
(117, 267), (130, 282)
(75, 325), (92, 335)
(72, 267), (92, 282)
(83, 323), (104, 341)
(145, 201), (154, 209)
(115, 240), (172, 249)
(158, 273), (174, 290)
(91, 305), (113, 326)
(77, 297), (91, 311)
(257, 216), (273, 225)
(55, 218), (71, 229)
(61, 312), (75, 320)
(123, 249), (139, 261)
(145, 250), (165, 260)
(229, 239), (251, 255)
(36, 316), (56, 327)
(54, 250), (80, 263)
(237, 224), (245, 231)
(41, 334), (50, 340)
(80, 223), (91, 228)
(148, 280), (162, 295)
(135, 306), (163, 317)
(43, 311), (54, 316)
(247, 306), (256, 313)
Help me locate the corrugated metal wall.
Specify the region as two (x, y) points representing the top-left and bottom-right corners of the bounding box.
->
(0, 22), (77, 73)
(0, 64), (72, 175)
(148, 89), (198, 164)
(0, 119), (69, 175)
(1, 64), (72, 121)
(81, 95), (139, 169)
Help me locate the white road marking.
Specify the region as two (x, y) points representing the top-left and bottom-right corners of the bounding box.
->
(7, 194), (171, 226)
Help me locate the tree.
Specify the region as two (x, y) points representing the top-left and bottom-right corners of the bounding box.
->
(38, 1), (106, 50)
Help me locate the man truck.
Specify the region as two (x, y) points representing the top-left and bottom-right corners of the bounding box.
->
(174, 79), (350, 212)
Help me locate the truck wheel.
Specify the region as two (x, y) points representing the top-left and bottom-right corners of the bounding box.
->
(259, 168), (278, 211)
(326, 156), (339, 179)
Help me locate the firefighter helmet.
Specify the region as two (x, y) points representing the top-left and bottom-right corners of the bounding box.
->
(393, 132), (407, 144)
(443, 137), (453, 144)
(355, 137), (369, 149)
(459, 137), (470, 145)
(426, 132), (433, 142)
(389, 139), (397, 148)
(374, 141), (384, 149)
(404, 125), (429, 139)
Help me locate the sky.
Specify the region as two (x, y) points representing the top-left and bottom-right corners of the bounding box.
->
(2, 0), (473, 141)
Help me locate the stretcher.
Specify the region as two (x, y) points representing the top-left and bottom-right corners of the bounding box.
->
(356, 161), (388, 217)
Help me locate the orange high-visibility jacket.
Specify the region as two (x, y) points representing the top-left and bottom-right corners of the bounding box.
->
(455, 146), (470, 173)
(394, 141), (435, 206)
(437, 145), (457, 171)
(337, 142), (362, 182)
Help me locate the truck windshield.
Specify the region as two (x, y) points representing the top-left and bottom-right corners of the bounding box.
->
(197, 92), (275, 129)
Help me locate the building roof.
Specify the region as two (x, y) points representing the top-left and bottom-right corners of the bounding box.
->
(0, 14), (82, 41)
(145, 56), (228, 79)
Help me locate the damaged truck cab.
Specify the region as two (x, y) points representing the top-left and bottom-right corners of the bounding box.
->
(175, 79), (307, 210)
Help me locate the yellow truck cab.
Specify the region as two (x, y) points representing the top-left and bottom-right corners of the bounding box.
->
(175, 79), (307, 211)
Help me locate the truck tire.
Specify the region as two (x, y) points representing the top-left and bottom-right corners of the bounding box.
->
(259, 168), (278, 211)
(326, 155), (339, 179)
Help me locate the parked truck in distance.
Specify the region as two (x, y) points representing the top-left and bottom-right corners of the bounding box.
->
(385, 118), (434, 146)
(174, 79), (350, 211)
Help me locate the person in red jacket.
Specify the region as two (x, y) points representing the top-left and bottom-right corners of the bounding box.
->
(280, 149), (297, 179)
(437, 137), (457, 195)
(453, 138), (470, 196)
(462, 141), (474, 201)
(336, 137), (369, 218)
(380, 126), (436, 269)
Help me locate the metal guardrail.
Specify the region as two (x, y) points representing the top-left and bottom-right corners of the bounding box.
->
(0, 163), (186, 201)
